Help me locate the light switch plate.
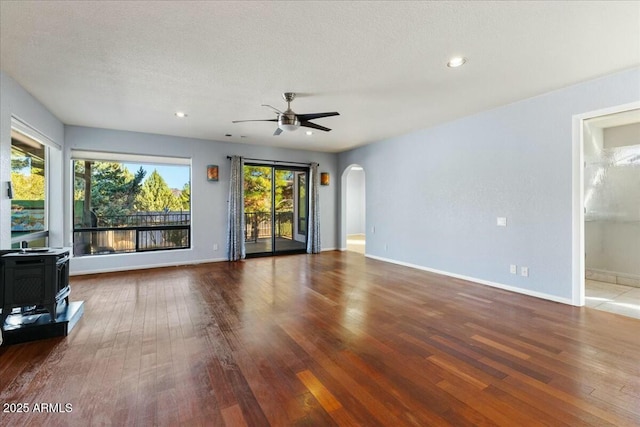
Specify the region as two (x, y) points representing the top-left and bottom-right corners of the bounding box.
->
(497, 217), (507, 227)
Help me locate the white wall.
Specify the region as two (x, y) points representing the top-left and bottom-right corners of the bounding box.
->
(0, 72), (65, 248)
(64, 126), (339, 274)
(339, 68), (640, 303)
(346, 168), (365, 235)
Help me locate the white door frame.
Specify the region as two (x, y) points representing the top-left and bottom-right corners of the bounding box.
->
(571, 101), (640, 306)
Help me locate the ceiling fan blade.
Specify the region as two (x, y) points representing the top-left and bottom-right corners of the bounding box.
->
(300, 121), (332, 132)
(296, 112), (340, 121)
(232, 119), (278, 123)
(273, 128), (283, 136)
(262, 104), (284, 114)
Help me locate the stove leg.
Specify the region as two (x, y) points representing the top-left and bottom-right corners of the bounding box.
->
(45, 303), (57, 323)
(0, 310), (8, 331)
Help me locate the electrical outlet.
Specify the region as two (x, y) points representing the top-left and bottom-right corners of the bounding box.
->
(510, 264), (517, 274)
(213, 243), (218, 251)
(521, 266), (529, 277)
(497, 217), (507, 227)
(372, 226), (376, 234)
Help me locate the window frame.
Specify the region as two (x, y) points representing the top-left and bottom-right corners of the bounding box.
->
(70, 150), (192, 257)
(9, 124), (51, 248)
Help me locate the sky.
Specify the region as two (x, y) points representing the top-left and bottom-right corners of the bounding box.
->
(124, 163), (190, 190)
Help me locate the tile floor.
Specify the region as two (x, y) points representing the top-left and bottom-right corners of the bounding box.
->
(346, 234), (365, 254)
(585, 279), (640, 320)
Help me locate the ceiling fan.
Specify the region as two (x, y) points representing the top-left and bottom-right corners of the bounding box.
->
(232, 92), (339, 135)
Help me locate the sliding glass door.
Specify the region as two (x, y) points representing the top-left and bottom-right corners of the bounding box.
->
(244, 164), (308, 256)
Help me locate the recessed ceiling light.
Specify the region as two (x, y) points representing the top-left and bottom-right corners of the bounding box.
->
(447, 56), (467, 68)
(175, 111), (187, 118)
(306, 131), (313, 136)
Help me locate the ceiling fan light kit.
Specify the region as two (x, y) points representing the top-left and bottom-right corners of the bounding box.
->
(232, 92), (339, 136)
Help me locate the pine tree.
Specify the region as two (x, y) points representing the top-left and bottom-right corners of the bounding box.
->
(73, 161), (146, 226)
(91, 163), (146, 218)
(180, 183), (191, 210)
(136, 169), (182, 212)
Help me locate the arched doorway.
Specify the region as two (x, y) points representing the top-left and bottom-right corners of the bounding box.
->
(341, 164), (366, 254)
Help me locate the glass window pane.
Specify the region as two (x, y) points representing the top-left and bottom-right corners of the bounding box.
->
(298, 173), (307, 236)
(72, 158), (191, 256)
(244, 165), (273, 255)
(11, 131), (47, 244)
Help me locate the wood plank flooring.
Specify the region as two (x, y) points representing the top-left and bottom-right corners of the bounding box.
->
(1, 251), (639, 426)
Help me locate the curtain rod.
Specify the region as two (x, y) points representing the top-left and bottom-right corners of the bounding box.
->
(226, 156), (316, 167)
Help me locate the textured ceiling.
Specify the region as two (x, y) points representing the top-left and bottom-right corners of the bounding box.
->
(1, 1), (639, 152)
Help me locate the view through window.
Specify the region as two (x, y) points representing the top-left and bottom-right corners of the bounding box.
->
(244, 164), (308, 256)
(11, 130), (48, 248)
(72, 156), (190, 256)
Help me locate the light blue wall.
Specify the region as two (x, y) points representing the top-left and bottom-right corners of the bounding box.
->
(0, 72), (65, 248)
(65, 126), (339, 274)
(339, 68), (640, 302)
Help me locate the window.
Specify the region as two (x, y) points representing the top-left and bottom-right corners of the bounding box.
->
(11, 130), (48, 248)
(297, 173), (307, 236)
(71, 152), (191, 257)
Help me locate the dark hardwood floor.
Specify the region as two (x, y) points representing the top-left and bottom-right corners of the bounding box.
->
(1, 251), (639, 426)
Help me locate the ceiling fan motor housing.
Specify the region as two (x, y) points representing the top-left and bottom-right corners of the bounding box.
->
(279, 111), (300, 131)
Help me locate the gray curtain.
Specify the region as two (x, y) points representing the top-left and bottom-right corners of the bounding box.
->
(227, 156), (245, 261)
(307, 162), (321, 254)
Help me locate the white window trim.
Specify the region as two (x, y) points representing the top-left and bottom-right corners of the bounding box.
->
(71, 150), (190, 166)
(11, 116), (60, 150)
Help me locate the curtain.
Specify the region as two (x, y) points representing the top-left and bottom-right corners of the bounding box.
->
(227, 156), (245, 261)
(307, 162), (321, 254)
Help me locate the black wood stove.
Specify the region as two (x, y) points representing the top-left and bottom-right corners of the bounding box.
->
(1, 248), (82, 344)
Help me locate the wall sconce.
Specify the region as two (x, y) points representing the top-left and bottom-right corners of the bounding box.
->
(207, 165), (219, 182)
(320, 172), (330, 186)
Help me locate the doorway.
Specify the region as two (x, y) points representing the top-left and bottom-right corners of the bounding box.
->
(244, 164), (308, 257)
(574, 102), (640, 318)
(342, 165), (366, 254)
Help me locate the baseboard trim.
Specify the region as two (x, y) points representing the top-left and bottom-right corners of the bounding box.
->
(71, 249), (345, 276)
(365, 254), (573, 306)
(70, 257), (228, 276)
